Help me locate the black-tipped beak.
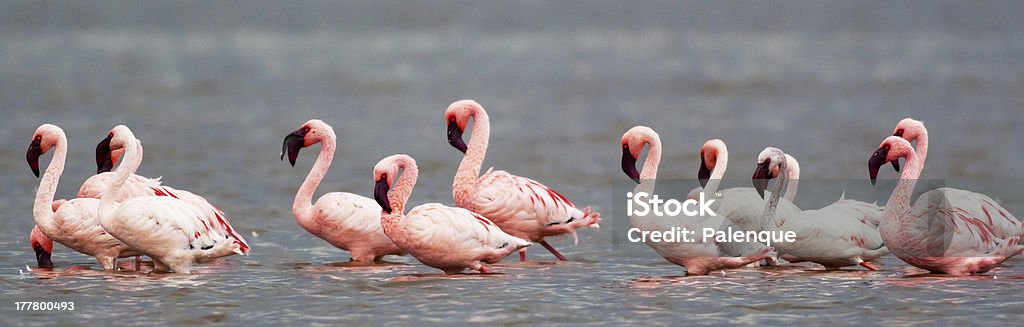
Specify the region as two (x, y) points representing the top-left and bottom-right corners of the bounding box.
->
(374, 178), (392, 213)
(698, 152), (711, 188)
(33, 243), (52, 268)
(26, 139), (42, 177)
(752, 162), (772, 198)
(447, 121), (467, 153)
(281, 129), (307, 166)
(96, 134), (113, 173)
(868, 147), (890, 185)
(891, 159), (901, 172)
(621, 146), (640, 184)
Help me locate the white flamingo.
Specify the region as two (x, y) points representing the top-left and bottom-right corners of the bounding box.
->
(868, 136), (1023, 275)
(373, 154), (530, 274)
(91, 132), (250, 254)
(693, 139), (801, 235)
(26, 124), (142, 270)
(756, 147), (889, 270)
(281, 119), (404, 262)
(446, 100), (599, 261)
(98, 126), (243, 273)
(621, 127), (773, 275)
(887, 118), (1023, 237)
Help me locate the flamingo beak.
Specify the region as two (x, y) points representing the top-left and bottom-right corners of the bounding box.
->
(752, 162), (771, 199)
(281, 129), (307, 166)
(374, 178), (392, 214)
(621, 146), (640, 184)
(96, 134), (113, 173)
(26, 139), (42, 177)
(698, 152), (711, 188)
(868, 147), (890, 185)
(447, 121), (467, 153)
(33, 242), (52, 268)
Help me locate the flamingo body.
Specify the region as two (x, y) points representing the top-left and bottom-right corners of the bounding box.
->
(376, 154), (529, 274)
(282, 120), (404, 262)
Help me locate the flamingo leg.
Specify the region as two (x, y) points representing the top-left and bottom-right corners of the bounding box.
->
(135, 256), (141, 271)
(859, 261), (880, 271)
(538, 240), (567, 261)
(519, 249), (527, 262)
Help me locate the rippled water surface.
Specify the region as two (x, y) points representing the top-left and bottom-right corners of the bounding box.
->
(2, 1), (1023, 325)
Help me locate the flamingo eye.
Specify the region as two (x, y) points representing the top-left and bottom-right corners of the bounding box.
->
(622, 144), (628, 149)
(302, 126), (311, 133)
(883, 144), (891, 151)
(34, 135), (42, 141)
(894, 129), (904, 137)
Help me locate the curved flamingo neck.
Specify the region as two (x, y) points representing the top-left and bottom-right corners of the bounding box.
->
(33, 132), (69, 232)
(883, 149), (923, 224)
(761, 157), (789, 231)
(384, 157), (419, 221)
(452, 107), (490, 203)
(704, 144), (728, 195)
(293, 134), (335, 219)
(640, 136), (662, 181)
(911, 127), (929, 166)
(100, 137), (141, 220)
(783, 154), (799, 201)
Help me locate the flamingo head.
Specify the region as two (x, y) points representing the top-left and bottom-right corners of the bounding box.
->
(445, 99), (482, 153)
(95, 125), (137, 173)
(752, 147), (786, 198)
(889, 117), (925, 172)
(699, 139), (726, 188)
(620, 126), (657, 184)
(281, 119), (334, 166)
(30, 226), (53, 268)
(373, 155), (410, 214)
(868, 136), (914, 185)
(27, 124), (64, 177)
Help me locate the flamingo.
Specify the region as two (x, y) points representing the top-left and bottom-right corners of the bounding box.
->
(93, 133), (250, 255)
(694, 139), (800, 235)
(868, 136), (1024, 275)
(281, 119), (405, 262)
(98, 125), (243, 273)
(888, 118), (1023, 237)
(621, 126), (773, 275)
(446, 100), (600, 262)
(755, 146), (884, 229)
(373, 154), (530, 274)
(754, 147), (888, 270)
(26, 124), (142, 270)
(27, 133), (250, 266)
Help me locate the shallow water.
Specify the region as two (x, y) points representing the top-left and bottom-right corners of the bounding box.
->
(2, 1), (1023, 325)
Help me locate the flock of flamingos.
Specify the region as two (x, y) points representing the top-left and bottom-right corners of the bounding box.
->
(25, 99), (1023, 276)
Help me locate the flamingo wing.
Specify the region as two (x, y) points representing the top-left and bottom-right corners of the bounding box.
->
(473, 170), (584, 227)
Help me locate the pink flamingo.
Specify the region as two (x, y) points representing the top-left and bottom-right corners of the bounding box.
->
(868, 136), (1024, 275)
(888, 118), (1023, 237)
(26, 124), (143, 270)
(446, 100), (600, 261)
(281, 119), (404, 262)
(755, 147), (888, 270)
(621, 127), (773, 275)
(373, 154), (530, 274)
(98, 125), (243, 273)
